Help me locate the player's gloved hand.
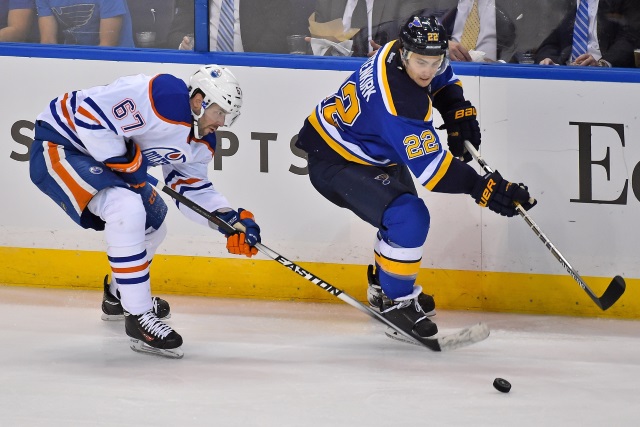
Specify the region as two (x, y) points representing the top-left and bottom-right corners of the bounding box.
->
(438, 100), (481, 162)
(215, 208), (261, 257)
(104, 140), (148, 189)
(471, 171), (537, 217)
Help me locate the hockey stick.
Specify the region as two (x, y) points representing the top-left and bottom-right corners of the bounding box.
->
(145, 173), (489, 352)
(464, 140), (625, 311)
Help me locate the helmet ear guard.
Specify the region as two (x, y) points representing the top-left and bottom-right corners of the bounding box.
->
(399, 15), (450, 76)
(188, 65), (242, 137)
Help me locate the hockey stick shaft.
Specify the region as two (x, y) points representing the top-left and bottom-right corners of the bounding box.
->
(144, 174), (443, 350)
(464, 141), (625, 311)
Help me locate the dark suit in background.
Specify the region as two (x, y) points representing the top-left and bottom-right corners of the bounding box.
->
(312, 0), (427, 56)
(165, 0), (314, 53)
(534, 0), (640, 67)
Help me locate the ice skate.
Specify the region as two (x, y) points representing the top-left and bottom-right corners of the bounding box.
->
(379, 285), (438, 344)
(366, 265), (436, 316)
(125, 309), (184, 359)
(101, 275), (171, 321)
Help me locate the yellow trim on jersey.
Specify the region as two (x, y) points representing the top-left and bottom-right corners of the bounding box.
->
(307, 111), (370, 165)
(375, 253), (421, 276)
(423, 98), (433, 121)
(378, 42), (398, 116)
(424, 150), (453, 190)
(432, 80), (463, 98)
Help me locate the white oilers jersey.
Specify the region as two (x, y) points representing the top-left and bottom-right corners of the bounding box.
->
(36, 73), (231, 225)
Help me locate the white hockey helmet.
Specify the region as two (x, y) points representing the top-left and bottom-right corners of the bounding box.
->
(188, 65), (242, 130)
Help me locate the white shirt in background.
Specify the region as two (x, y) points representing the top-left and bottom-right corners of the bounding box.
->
(450, 0), (498, 60)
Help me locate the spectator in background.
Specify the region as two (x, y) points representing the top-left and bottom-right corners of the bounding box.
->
(0, 0), (35, 42)
(437, 0), (517, 62)
(535, 0), (640, 67)
(168, 0), (311, 53)
(37, 0), (134, 47)
(310, 0), (427, 57)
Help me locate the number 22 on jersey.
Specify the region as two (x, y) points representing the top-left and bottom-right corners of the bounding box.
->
(404, 130), (438, 159)
(322, 81), (361, 129)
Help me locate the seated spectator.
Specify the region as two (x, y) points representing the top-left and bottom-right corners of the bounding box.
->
(168, 0), (310, 53)
(129, 0), (177, 48)
(37, 0), (134, 47)
(438, 0), (517, 63)
(0, 0), (36, 42)
(309, 0), (427, 57)
(535, 0), (640, 67)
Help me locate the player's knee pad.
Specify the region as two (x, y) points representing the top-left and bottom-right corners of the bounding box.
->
(88, 187), (146, 247)
(380, 193), (430, 248)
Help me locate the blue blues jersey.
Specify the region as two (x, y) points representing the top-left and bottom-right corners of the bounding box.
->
(299, 40), (467, 192)
(1, 0), (35, 29)
(36, 0), (134, 47)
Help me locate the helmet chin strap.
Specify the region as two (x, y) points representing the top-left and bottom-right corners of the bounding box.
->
(191, 107), (205, 139)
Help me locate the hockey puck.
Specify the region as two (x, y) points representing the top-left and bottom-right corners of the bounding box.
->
(493, 378), (511, 393)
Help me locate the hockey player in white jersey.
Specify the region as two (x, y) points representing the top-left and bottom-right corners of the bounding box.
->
(295, 16), (536, 343)
(29, 65), (261, 358)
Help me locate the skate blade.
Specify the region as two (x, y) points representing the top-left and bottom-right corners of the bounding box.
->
(129, 338), (184, 359)
(102, 313), (171, 321)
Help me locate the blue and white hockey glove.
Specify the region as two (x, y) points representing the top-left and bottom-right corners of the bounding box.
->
(104, 140), (148, 189)
(215, 208), (261, 257)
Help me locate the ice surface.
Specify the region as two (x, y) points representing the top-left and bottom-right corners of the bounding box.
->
(0, 285), (638, 426)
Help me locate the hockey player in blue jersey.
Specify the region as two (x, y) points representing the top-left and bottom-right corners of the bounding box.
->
(29, 65), (261, 358)
(295, 16), (536, 341)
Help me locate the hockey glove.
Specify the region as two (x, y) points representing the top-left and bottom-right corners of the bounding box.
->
(104, 140), (148, 189)
(215, 208), (261, 257)
(438, 100), (481, 162)
(471, 171), (537, 217)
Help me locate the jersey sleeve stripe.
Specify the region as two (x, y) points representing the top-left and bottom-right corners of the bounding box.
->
(60, 93), (77, 133)
(75, 108), (108, 131)
(423, 150), (453, 190)
(49, 99), (85, 147)
(377, 42), (398, 116)
(83, 98), (118, 134)
(169, 177), (202, 191)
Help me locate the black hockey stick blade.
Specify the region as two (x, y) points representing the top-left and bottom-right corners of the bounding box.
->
(145, 173), (490, 351)
(595, 275), (626, 311)
(463, 141), (626, 311)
